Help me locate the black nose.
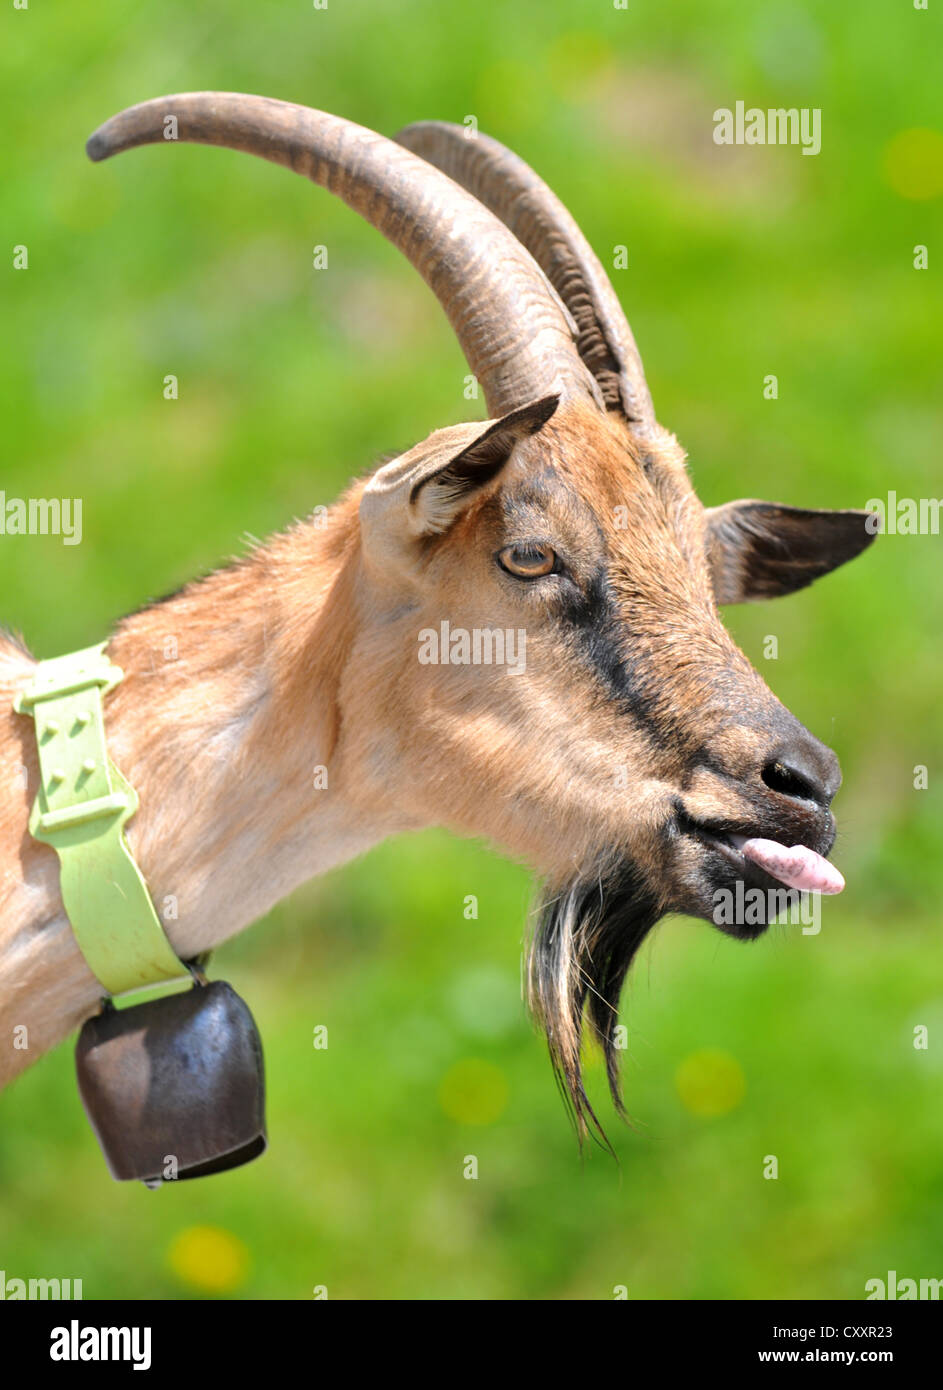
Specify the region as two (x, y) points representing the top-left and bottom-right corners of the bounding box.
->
(761, 737), (841, 809)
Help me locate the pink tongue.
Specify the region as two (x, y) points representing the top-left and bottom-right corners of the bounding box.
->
(736, 838), (845, 895)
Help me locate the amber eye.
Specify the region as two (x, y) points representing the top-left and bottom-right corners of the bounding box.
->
(497, 543), (558, 579)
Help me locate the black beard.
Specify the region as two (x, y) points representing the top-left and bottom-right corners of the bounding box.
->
(527, 861), (660, 1147)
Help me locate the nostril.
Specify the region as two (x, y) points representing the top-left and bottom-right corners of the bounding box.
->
(762, 757), (827, 806)
(758, 734), (841, 809)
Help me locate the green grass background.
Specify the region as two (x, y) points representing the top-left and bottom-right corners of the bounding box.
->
(1, 0), (941, 1300)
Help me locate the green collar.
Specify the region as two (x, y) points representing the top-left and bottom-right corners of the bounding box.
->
(14, 641), (267, 1185)
(14, 642), (186, 995)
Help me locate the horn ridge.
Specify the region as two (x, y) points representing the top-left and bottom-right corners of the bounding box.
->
(396, 120), (655, 433)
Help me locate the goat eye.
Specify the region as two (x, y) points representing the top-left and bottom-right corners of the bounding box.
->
(497, 543), (558, 578)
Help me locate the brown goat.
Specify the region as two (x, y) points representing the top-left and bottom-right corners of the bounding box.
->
(0, 95), (875, 1140)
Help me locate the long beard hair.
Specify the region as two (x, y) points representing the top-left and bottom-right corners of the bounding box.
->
(527, 860), (661, 1149)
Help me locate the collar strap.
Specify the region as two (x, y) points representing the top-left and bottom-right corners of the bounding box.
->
(14, 642), (187, 996)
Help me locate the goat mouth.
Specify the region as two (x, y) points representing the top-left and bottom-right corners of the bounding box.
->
(678, 814), (844, 896)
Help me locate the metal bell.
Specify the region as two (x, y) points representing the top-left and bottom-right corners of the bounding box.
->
(75, 979), (266, 1184)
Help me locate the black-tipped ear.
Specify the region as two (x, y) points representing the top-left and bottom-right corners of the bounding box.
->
(706, 500), (880, 604)
(409, 394), (559, 532)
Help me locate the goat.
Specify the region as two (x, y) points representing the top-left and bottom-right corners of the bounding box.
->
(0, 94), (876, 1140)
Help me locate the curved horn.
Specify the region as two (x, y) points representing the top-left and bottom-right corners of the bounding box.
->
(396, 121), (655, 434)
(86, 93), (602, 418)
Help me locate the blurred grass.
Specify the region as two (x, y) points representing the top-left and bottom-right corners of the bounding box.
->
(1, 0), (941, 1299)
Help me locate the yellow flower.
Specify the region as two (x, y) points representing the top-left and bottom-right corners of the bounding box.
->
(675, 1048), (746, 1118)
(167, 1225), (249, 1294)
(439, 1059), (509, 1125)
(883, 128), (943, 201)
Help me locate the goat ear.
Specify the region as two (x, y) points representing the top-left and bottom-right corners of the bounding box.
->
(408, 394), (559, 534)
(361, 395), (559, 548)
(706, 500), (880, 604)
